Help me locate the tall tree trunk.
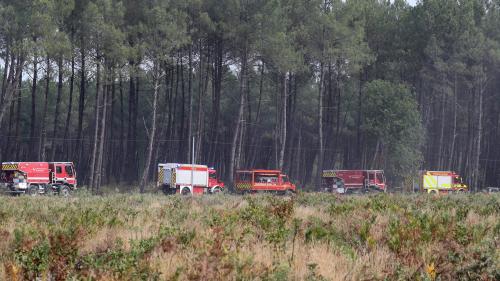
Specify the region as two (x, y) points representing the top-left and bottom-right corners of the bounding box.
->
(64, 52), (75, 159)
(1, 43), (9, 103)
(197, 44), (211, 163)
(248, 62), (264, 168)
(15, 72), (22, 159)
(107, 72), (116, 182)
(125, 63), (135, 183)
(178, 53), (186, 161)
(51, 56), (64, 160)
(448, 73), (457, 170)
(95, 67), (108, 193)
(187, 46), (193, 162)
(229, 43), (248, 186)
(139, 67), (160, 192)
(30, 55), (38, 156)
(77, 45), (86, 164)
(118, 73), (125, 180)
(316, 62), (325, 190)
(437, 86), (446, 169)
(38, 57), (51, 161)
(89, 61), (101, 191)
(3, 75), (16, 158)
(279, 72), (288, 170)
(473, 74), (484, 191)
(209, 37), (223, 164)
(0, 55), (20, 129)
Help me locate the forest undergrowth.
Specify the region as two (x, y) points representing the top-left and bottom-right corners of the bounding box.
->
(0, 192), (498, 280)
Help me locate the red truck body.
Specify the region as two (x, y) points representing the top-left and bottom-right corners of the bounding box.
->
(235, 169), (296, 193)
(1, 162), (77, 195)
(322, 170), (386, 193)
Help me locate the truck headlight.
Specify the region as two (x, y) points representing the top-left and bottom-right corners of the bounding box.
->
(16, 182), (27, 189)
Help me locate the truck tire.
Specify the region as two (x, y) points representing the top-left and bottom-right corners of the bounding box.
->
(181, 187), (191, 196)
(59, 185), (71, 197)
(211, 186), (222, 194)
(285, 189), (295, 196)
(44, 185), (56, 196)
(162, 185), (172, 195)
(27, 184), (38, 196)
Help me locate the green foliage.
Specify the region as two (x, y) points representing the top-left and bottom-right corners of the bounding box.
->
(362, 80), (424, 182)
(0, 193), (498, 280)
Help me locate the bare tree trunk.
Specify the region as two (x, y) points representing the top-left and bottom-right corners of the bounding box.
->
(77, 44), (86, 164)
(196, 45), (211, 163)
(51, 56), (64, 160)
(187, 46), (193, 162)
(38, 57), (51, 161)
(95, 67), (108, 193)
(279, 72), (288, 170)
(1, 43), (9, 102)
(316, 62), (325, 190)
(89, 61), (101, 191)
(178, 53), (186, 161)
(107, 72), (116, 182)
(64, 52), (75, 159)
(437, 85), (446, 169)
(15, 73), (22, 159)
(0, 55), (19, 128)
(473, 74), (484, 191)
(30, 55), (38, 156)
(371, 138), (380, 169)
(448, 73), (457, 170)
(0, 55), (22, 158)
(118, 73), (125, 180)
(139, 67), (160, 192)
(125, 62), (136, 183)
(248, 62), (265, 167)
(229, 43), (248, 186)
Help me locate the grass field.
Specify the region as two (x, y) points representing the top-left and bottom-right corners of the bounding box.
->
(0, 192), (498, 280)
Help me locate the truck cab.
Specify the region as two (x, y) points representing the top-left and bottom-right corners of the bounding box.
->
(49, 162), (77, 187)
(366, 170), (386, 191)
(208, 168), (225, 193)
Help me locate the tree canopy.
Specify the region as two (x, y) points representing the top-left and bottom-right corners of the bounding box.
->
(1, 0), (500, 191)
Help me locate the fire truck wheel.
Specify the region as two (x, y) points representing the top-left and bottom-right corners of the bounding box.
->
(27, 185), (39, 196)
(211, 186), (222, 194)
(181, 187), (191, 196)
(429, 189), (438, 195)
(59, 185), (71, 197)
(45, 185), (56, 196)
(285, 189), (295, 196)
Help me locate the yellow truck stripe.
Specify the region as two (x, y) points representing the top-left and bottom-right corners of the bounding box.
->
(423, 175), (437, 188)
(2, 164), (18, 170)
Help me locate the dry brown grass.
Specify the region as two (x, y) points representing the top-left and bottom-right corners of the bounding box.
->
(0, 193), (498, 280)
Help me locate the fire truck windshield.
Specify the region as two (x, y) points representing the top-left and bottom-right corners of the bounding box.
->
(0, 171), (15, 182)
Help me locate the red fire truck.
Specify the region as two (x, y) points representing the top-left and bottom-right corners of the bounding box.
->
(235, 169), (296, 194)
(157, 163), (225, 195)
(1, 162), (77, 196)
(322, 170), (386, 194)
